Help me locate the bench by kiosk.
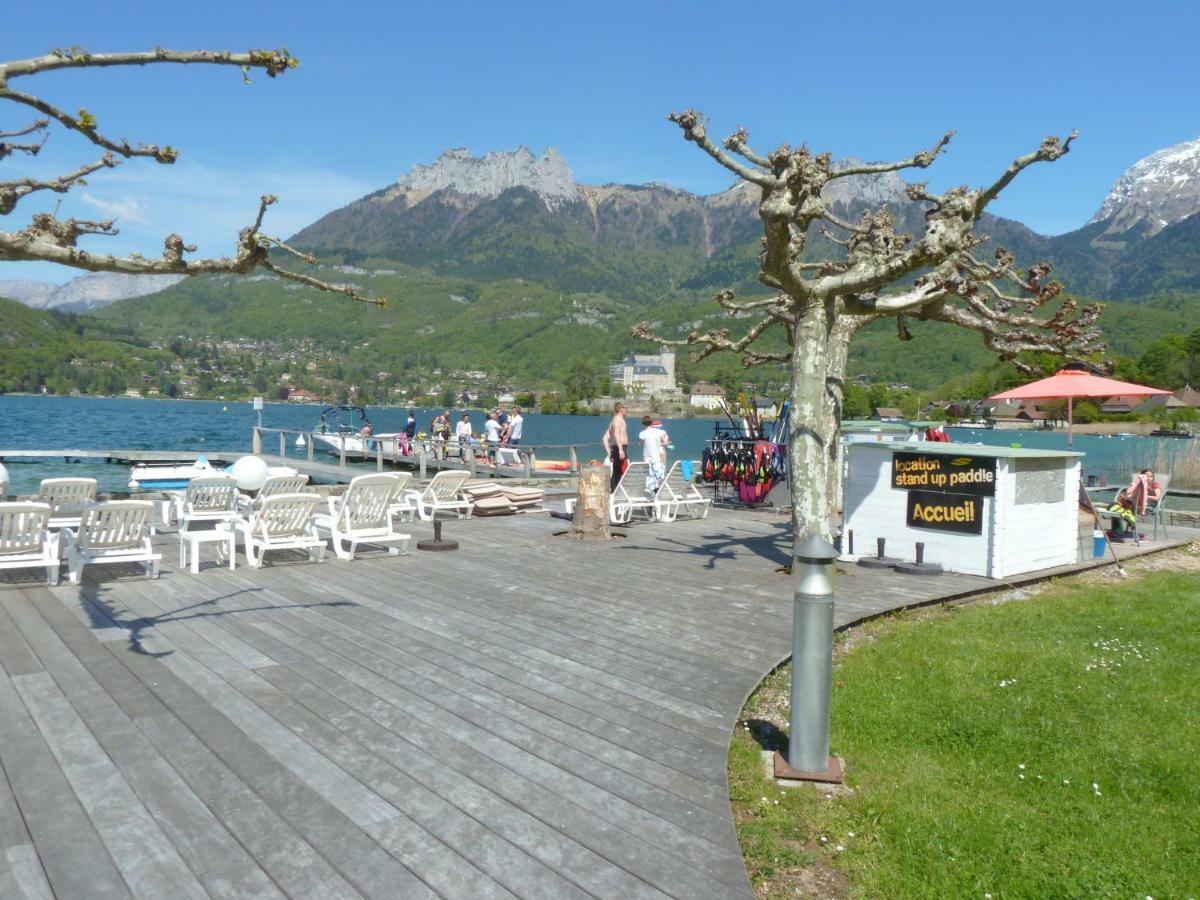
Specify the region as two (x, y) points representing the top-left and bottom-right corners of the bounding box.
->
(843, 442), (1083, 578)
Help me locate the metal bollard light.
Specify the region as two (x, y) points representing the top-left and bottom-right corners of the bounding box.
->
(774, 533), (844, 783)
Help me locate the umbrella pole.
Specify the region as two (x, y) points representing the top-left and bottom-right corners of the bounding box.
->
(1068, 396), (1074, 448)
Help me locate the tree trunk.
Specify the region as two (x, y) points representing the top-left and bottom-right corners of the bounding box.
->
(788, 303), (834, 543)
(568, 465), (612, 539)
(821, 321), (855, 518)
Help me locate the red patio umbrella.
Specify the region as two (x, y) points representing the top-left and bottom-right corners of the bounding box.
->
(988, 369), (1170, 447)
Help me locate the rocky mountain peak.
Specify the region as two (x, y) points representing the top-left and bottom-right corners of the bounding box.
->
(825, 158), (913, 209)
(1089, 136), (1200, 235)
(396, 146), (579, 209)
(0, 272), (185, 311)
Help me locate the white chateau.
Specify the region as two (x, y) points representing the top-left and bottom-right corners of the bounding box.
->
(610, 347), (678, 395)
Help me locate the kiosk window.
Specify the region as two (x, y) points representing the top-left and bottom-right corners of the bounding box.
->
(1014, 459), (1065, 505)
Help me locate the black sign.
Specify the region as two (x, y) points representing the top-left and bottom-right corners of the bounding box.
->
(892, 452), (996, 497)
(906, 490), (984, 534)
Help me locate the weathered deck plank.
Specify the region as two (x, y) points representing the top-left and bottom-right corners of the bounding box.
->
(0, 508), (1193, 899)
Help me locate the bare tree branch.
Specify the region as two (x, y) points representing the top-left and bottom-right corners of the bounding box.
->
(0, 130), (48, 160)
(0, 119), (49, 138)
(828, 130), (954, 178)
(0, 152), (117, 214)
(722, 126), (771, 168)
(0, 49), (297, 164)
(259, 260), (376, 304)
(668, 110), (776, 188)
(0, 47), (384, 305)
(974, 131), (1077, 215)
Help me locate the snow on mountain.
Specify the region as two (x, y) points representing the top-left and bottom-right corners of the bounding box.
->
(1089, 136), (1200, 235)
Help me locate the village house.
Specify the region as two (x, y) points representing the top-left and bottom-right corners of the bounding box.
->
(689, 382), (726, 410)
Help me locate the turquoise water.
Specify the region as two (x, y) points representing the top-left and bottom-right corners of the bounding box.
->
(0, 395), (1195, 501)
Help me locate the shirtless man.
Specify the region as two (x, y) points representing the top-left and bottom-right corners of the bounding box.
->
(602, 403), (628, 491)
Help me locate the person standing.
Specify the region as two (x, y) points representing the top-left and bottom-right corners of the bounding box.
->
(483, 412), (502, 467)
(508, 406), (524, 447)
(602, 403), (628, 491)
(432, 411), (451, 459)
(639, 415), (669, 494)
(404, 410), (417, 440)
(455, 413), (473, 460)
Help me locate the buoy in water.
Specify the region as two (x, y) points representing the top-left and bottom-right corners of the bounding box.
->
(222, 405), (228, 412)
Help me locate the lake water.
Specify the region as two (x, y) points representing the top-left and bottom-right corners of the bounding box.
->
(1, 395), (1196, 503)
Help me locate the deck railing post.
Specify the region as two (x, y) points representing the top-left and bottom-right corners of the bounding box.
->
(418, 447), (427, 479)
(522, 449), (532, 479)
(465, 446), (477, 478)
(376, 441), (384, 471)
(252, 427), (262, 455)
(339, 440), (346, 468)
(279, 431), (286, 459)
(569, 445), (578, 474)
(307, 433), (314, 462)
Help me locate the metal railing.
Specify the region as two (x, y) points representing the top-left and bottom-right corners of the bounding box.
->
(252, 427), (596, 479)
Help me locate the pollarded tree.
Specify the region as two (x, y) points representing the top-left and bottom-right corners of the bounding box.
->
(0, 47), (379, 303)
(635, 112), (1104, 541)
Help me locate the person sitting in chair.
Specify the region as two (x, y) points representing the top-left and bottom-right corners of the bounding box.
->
(1106, 493), (1138, 543)
(1126, 468), (1163, 514)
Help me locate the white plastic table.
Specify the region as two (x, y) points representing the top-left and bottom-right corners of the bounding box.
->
(179, 525), (236, 574)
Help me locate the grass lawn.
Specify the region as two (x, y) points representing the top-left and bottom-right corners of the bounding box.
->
(729, 557), (1200, 899)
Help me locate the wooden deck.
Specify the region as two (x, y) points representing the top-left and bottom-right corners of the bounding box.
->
(0, 509), (1194, 899)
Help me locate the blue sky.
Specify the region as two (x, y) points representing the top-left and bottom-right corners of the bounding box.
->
(3, 0), (1199, 282)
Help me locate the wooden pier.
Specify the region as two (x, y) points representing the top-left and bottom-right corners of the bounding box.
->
(0, 449), (236, 466)
(0, 508), (1195, 898)
(252, 427), (577, 483)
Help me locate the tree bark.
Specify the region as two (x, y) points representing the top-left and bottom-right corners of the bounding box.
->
(568, 465), (611, 540)
(788, 302), (833, 542)
(821, 318), (855, 517)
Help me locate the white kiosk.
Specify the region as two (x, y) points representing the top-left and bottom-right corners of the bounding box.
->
(843, 442), (1083, 578)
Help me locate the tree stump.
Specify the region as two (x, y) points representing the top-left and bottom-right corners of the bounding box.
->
(568, 465), (611, 540)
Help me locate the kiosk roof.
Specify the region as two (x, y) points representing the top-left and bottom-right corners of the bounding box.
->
(853, 440), (1083, 459)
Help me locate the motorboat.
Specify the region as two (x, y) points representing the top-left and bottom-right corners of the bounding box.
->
(310, 405), (403, 457)
(129, 455), (226, 490)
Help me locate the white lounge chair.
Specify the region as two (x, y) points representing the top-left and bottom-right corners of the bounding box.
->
(0, 502), (59, 585)
(36, 477), (97, 529)
(653, 461), (712, 522)
(313, 474), (412, 560)
(236, 471), (311, 515)
(565, 462), (657, 524)
(172, 475), (241, 568)
(383, 471), (418, 522)
(409, 471), (474, 521)
(230, 492), (325, 568)
(62, 500), (160, 585)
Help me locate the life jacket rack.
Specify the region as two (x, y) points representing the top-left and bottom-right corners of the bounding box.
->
(700, 427), (787, 506)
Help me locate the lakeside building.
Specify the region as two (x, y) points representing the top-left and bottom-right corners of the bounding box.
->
(689, 383), (727, 410)
(610, 347), (679, 396)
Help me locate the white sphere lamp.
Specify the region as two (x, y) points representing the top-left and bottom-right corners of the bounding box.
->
(230, 455), (269, 492)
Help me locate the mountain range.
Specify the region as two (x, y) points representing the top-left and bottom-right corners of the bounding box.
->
(0, 272), (185, 312)
(287, 138), (1200, 302)
(4, 136), (1200, 391)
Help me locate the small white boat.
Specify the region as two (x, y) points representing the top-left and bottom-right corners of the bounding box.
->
(311, 405), (403, 457)
(129, 456), (224, 490)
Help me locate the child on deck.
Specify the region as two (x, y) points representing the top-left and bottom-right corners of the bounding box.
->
(1106, 493), (1139, 542)
(639, 415), (669, 495)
